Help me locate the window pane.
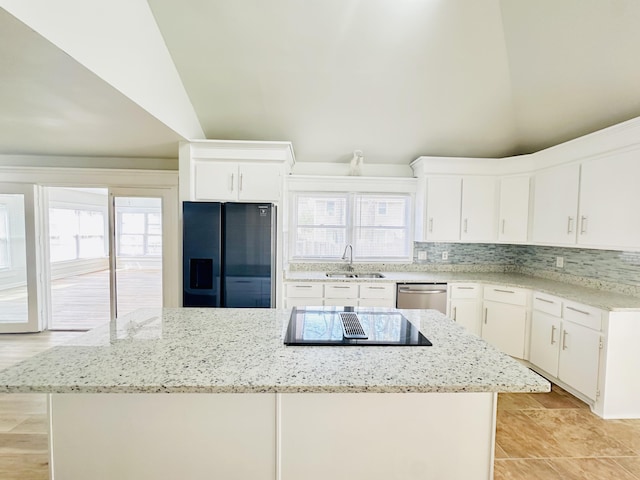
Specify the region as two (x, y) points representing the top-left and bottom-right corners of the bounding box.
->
(297, 196), (347, 226)
(121, 213), (145, 234)
(119, 234), (144, 256)
(49, 208), (79, 262)
(147, 213), (162, 235)
(294, 227), (346, 258)
(146, 235), (162, 256)
(354, 228), (408, 258)
(356, 195), (408, 227)
(0, 205), (9, 268)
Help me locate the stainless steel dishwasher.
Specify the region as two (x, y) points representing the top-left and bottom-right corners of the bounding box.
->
(396, 283), (447, 313)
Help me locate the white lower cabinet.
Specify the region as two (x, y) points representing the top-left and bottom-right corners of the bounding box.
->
(284, 282), (396, 308)
(481, 285), (530, 359)
(448, 284), (482, 336)
(529, 292), (603, 401)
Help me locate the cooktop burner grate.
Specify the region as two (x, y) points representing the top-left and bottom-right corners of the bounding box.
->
(339, 312), (368, 339)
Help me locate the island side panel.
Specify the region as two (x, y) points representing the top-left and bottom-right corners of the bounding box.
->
(49, 393), (277, 480)
(278, 392), (497, 480)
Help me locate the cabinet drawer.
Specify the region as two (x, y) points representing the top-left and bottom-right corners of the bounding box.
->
(286, 283), (323, 298)
(324, 283), (359, 298)
(563, 301), (603, 331)
(359, 284), (395, 299)
(449, 284), (480, 299)
(483, 285), (529, 306)
(532, 292), (563, 317)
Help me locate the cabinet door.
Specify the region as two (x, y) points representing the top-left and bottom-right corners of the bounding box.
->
(450, 299), (481, 336)
(532, 163), (579, 245)
(238, 164), (281, 202)
(498, 176), (530, 243)
(529, 311), (561, 376)
(481, 301), (527, 358)
(558, 321), (601, 400)
(578, 150), (640, 249)
(460, 177), (497, 242)
(425, 177), (462, 241)
(194, 161), (237, 201)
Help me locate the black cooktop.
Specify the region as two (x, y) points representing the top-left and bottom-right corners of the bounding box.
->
(284, 307), (432, 346)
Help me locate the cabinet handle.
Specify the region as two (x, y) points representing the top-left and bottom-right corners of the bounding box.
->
(567, 216), (574, 234)
(535, 297), (555, 304)
(566, 305), (590, 316)
(501, 219), (505, 234)
(230, 173), (234, 191)
(580, 216), (588, 234)
(367, 287), (386, 290)
(562, 330), (568, 350)
(239, 173), (243, 191)
(428, 218), (434, 233)
(456, 286), (475, 290)
(331, 286), (351, 289)
(494, 288), (515, 294)
(294, 285), (312, 288)
(453, 306), (457, 321)
(484, 307), (488, 324)
(463, 218), (468, 233)
(550, 325), (557, 345)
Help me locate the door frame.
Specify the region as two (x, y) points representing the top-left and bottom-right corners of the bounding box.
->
(0, 183), (43, 332)
(108, 187), (179, 320)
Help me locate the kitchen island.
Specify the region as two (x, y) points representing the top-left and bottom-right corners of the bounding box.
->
(0, 307), (549, 480)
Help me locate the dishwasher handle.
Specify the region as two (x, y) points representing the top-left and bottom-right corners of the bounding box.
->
(397, 288), (447, 295)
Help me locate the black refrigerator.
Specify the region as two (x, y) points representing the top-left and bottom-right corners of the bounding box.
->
(183, 201), (276, 308)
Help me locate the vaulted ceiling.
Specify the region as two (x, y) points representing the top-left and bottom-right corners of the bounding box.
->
(1, 0), (640, 164)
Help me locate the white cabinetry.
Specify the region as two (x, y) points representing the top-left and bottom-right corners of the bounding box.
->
(194, 162), (281, 202)
(532, 163), (580, 245)
(448, 284), (482, 336)
(481, 285), (529, 359)
(324, 283), (359, 307)
(179, 140), (295, 203)
(529, 292), (603, 401)
(577, 150), (640, 249)
(284, 282), (396, 308)
(460, 177), (497, 242)
(421, 176), (496, 242)
(424, 177), (462, 241)
(498, 175), (530, 243)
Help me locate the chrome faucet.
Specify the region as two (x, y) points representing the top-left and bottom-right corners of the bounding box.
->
(341, 244), (354, 271)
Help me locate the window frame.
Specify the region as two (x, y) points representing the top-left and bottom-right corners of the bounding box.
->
(289, 191), (413, 262)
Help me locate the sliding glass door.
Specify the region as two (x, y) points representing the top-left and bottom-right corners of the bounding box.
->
(0, 184), (42, 333)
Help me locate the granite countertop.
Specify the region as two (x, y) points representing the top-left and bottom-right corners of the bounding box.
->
(284, 271), (640, 312)
(0, 307), (549, 395)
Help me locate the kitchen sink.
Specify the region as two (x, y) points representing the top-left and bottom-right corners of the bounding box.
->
(355, 273), (385, 278)
(325, 272), (385, 279)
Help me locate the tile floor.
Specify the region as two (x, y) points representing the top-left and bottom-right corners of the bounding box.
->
(1, 331), (640, 479)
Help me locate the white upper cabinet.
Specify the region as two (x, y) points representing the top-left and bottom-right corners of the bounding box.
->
(577, 150), (640, 249)
(532, 163), (580, 246)
(425, 177), (462, 241)
(460, 177), (497, 242)
(194, 161), (282, 202)
(420, 176), (497, 242)
(498, 176), (530, 243)
(180, 140), (295, 203)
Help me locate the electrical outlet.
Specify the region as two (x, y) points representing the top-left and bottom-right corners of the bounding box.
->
(441, 251), (448, 260)
(556, 256), (564, 268)
(418, 251), (427, 260)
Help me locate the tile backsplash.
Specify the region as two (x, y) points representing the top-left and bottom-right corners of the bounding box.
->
(413, 242), (640, 294)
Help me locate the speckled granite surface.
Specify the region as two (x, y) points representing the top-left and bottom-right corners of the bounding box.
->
(0, 307), (549, 395)
(285, 271), (640, 311)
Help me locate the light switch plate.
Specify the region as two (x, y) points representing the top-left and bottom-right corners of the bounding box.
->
(418, 251), (427, 260)
(442, 252), (449, 260)
(556, 256), (564, 268)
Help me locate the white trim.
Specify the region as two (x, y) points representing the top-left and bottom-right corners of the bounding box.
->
(288, 175), (417, 194)
(0, 166), (178, 187)
(184, 140), (295, 165)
